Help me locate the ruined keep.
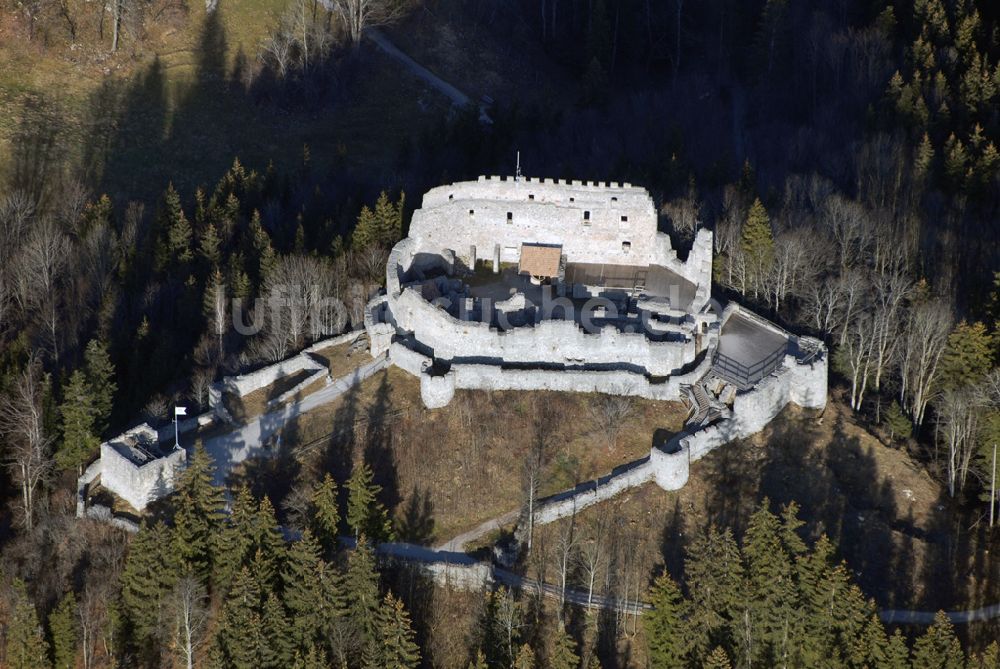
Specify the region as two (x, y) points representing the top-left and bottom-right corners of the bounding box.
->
(365, 176), (829, 493)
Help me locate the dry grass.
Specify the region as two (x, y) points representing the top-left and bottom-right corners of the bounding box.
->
(533, 394), (988, 617)
(223, 369), (313, 422)
(286, 367), (687, 544)
(309, 340), (367, 380)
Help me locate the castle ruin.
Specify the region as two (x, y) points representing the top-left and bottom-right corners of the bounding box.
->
(365, 175), (828, 492)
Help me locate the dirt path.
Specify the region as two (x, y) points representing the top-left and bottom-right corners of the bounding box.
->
(365, 28), (492, 123)
(434, 508), (521, 552)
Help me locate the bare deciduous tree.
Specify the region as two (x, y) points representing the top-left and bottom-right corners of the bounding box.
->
(325, 0), (410, 47)
(587, 388), (635, 451)
(15, 218), (69, 362)
(0, 357), (55, 532)
(899, 298), (952, 427)
(167, 576), (209, 669)
(936, 386), (985, 497)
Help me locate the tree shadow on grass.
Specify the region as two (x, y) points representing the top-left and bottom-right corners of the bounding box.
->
(395, 486), (436, 545)
(363, 372), (401, 513)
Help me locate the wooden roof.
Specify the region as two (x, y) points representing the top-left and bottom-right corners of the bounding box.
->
(518, 243), (562, 278)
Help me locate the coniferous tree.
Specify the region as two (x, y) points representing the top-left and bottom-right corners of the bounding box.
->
(291, 645), (329, 669)
(57, 370), (100, 474)
(83, 338), (116, 435)
(172, 444), (225, 581)
(704, 646), (732, 669)
(683, 525), (743, 660)
(363, 593), (420, 669)
(214, 566), (265, 669)
(547, 625), (580, 669)
(5, 579), (49, 669)
(345, 538), (382, 649)
(912, 612), (964, 669)
(121, 521), (178, 644)
(513, 644), (536, 669)
(742, 500), (796, 666)
(939, 320), (993, 391)
(346, 460), (393, 542)
(740, 198), (774, 299)
(261, 592), (293, 669)
(467, 650), (489, 669)
(282, 529), (326, 649)
(249, 211), (277, 285)
(644, 570), (685, 668)
(48, 591), (76, 669)
(213, 486), (257, 589)
(311, 473), (340, 551)
(250, 496), (287, 591)
(156, 183), (194, 271)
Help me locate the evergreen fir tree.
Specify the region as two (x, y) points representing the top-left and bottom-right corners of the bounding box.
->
(912, 612), (964, 669)
(547, 625), (580, 669)
(57, 369), (100, 474)
(683, 525), (743, 660)
(250, 496), (287, 590)
(83, 338), (116, 435)
(644, 570), (685, 668)
(291, 645), (329, 669)
(346, 460), (393, 541)
(310, 473), (340, 552)
(467, 650), (489, 669)
(514, 644), (537, 669)
(740, 198), (774, 299)
(883, 401), (913, 442)
(215, 567), (265, 669)
(282, 529), (325, 649)
(172, 444), (226, 581)
(250, 211), (277, 285)
(363, 593), (420, 669)
(156, 183), (194, 271)
(939, 320), (993, 391)
(915, 133), (935, 179)
(970, 641), (1000, 669)
(121, 521), (178, 643)
(742, 499), (796, 666)
(199, 221), (222, 270)
(5, 579), (49, 669)
(944, 134), (969, 188)
(704, 646), (732, 669)
(345, 538), (382, 647)
(261, 592), (293, 669)
(213, 486), (257, 589)
(48, 591), (76, 669)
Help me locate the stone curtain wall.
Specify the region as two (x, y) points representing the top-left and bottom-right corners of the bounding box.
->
(388, 340), (715, 408)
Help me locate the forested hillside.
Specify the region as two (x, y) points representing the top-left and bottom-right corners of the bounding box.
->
(2, 0), (1000, 666)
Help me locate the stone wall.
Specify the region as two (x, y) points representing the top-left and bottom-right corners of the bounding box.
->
(413, 177), (661, 268)
(387, 340), (713, 408)
(99, 434), (187, 511)
(394, 289), (693, 376)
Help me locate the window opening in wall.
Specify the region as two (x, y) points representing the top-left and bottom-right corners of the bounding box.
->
(469, 209), (475, 216)
(449, 194), (454, 200)
(621, 215), (628, 222)
(507, 211), (513, 223)
(622, 241), (632, 253)
(570, 197), (575, 202)
(529, 194), (535, 200)
(583, 210), (591, 226)
(611, 196), (618, 202)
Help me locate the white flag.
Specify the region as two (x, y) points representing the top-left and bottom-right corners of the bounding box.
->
(175, 406), (188, 417)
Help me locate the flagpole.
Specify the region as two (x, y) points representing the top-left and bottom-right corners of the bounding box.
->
(991, 443), (997, 528)
(174, 406), (188, 449)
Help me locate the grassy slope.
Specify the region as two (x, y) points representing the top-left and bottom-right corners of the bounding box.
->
(0, 0), (447, 204)
(243, 366), (688, 543)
